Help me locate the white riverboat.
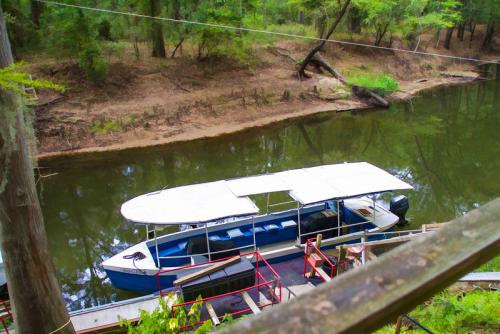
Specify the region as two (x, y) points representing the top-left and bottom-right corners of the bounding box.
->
(102, 162), (413, 292)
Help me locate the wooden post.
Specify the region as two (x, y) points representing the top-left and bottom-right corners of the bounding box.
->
(337, 246), (346, 276)
(217, 198), (500, 334)
(307, 234), (322, 278)
(395, 316), (403, 334)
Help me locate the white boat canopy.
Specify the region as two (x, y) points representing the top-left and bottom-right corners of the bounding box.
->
(121, 162), (413, 225)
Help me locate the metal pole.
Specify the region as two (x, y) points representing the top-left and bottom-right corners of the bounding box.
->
(266, 193), (270, 214)
(205, 223), (211, 261)
(297, 202), (301, 244)
(372, 196), (376, 225)
(337, 200), (340, 233)
(146, 225), (149, 240)
(252, 216), (257, 250)
(154, 226), (160, 268)
(361, 233), (367, 265)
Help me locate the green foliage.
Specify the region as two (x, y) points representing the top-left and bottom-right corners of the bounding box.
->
(121, 293), (212, 334)
(79, 45), (109, 83)
(476, 255), (500, 272)
(352, 0), (461, 45)
(346, 70), (399, 96)
(0, 62), (64, 93)
(376, 290), (500, 334)
(89, 119), (122, 134)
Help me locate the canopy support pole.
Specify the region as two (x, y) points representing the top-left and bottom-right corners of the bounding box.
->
(252, 216), (257, 250)
(266, 193), (270, 214)
(297, 202), (302, 245)
(205, 223), (211, 261)
(146, 225), (149, 240)
(337, 201), (340, 232)
(372, 196), (376, 225)
(154, 226), (160, 268)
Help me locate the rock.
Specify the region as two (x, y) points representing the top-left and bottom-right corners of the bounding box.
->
(315, 77), (351, 101)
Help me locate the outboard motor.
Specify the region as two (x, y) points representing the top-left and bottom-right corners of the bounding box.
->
(390, 195), (409, 226)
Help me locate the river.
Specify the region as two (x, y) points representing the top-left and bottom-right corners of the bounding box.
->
(38, 77), (499, 311)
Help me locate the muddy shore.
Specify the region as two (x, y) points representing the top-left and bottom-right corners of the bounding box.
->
(36, 74), (478, 162)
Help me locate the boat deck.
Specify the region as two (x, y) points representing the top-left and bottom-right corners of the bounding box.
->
(70, 255), (319, 333)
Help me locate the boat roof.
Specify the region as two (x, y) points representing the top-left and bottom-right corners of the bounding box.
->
(121, 162), (413, 225)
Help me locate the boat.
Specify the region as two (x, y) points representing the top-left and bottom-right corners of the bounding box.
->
(102, 162), (413, 293)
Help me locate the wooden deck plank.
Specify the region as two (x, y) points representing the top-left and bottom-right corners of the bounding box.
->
(241, 291), (261, 314)
(205, 302), (220, 326)
(70, 294), (176, 334)
(459, 272), (500, 282)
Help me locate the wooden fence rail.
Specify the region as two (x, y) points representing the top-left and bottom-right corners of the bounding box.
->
(219, 198), (500, 334)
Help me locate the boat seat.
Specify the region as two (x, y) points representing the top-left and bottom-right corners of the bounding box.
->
(251, 227), (265, 234)
(281, 220), (297, 228)
(227, 228), (244, 239)
(264, 224), (280, 234)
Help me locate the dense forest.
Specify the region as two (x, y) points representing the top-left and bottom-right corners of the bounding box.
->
(3, 0), (499, 82)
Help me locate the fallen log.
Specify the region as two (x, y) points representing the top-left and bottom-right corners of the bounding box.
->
(309, 54), (390, 108)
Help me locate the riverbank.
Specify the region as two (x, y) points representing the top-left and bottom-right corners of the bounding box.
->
(32, 39), (489, 161)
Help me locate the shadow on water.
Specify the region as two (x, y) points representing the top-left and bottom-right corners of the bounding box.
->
(38, 77), (500, 311)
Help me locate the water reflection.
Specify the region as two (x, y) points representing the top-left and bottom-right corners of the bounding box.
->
(39, 79), (500, 310)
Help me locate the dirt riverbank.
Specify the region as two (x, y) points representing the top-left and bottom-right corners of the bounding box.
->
(32, 38), (491, 161)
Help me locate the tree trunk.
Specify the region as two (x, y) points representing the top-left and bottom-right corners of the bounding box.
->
(444, 27), (454, 50)
(457, 22), (465, 41)
(469, 23), (476, 48)
(0, 4), (75, 334)
(298, 0), (351, 78)
(481, 20), (495, 51)
(30, 0), (43, 29)
(150, 0), (165, 58)
(374, 23), (389, 46)
(348, 6), (362, 33)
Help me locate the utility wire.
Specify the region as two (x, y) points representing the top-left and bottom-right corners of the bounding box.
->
(36, 0), (498, 64)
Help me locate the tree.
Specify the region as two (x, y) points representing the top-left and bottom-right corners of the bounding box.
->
(30, 0), (43, 28)
(150, 0), (166, 58)
(296, 0), (351, 79)
(0, 3), (75, 333)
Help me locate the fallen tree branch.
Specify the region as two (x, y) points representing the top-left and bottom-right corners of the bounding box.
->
(309, 54), (389, 108)
(160, 72), (191, 92)
(35, 96), (66, 110)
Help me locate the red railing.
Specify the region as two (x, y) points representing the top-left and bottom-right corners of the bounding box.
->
(0, 299), (12, 334)
(156, 251), (281, 330)
(303, 237), (336, 282)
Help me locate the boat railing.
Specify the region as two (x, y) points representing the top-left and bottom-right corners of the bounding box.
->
(157, 243), (256, 260)
(159, 251), (282, 330)
(304, 237), (336, 281)
(298, 220), (372, 239)
(155, 220), (374, 264)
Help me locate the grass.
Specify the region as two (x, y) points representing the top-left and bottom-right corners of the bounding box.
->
(89, 119), (122, 134)
(376, 290), (500, 334)
(346, 71), (400, 96)
(476, 255), (500, 272)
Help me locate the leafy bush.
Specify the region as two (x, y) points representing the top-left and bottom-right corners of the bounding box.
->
(79, 44), (108, 83)
(347, 72), (400, 96)
(121, 293), (212, 334)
